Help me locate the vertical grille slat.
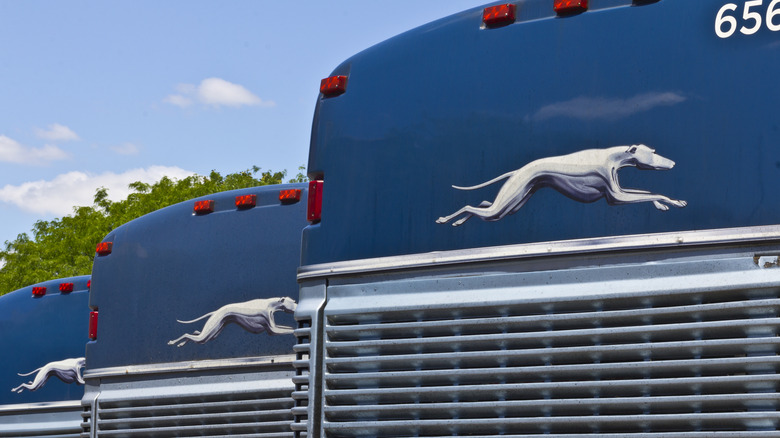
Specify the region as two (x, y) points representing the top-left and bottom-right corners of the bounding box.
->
(321, 275), (780, 436)
(80, 408), (92, 438)
(292, 318), (312, 437)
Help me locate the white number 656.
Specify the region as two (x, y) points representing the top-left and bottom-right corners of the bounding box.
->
(716, 0), (780, 38)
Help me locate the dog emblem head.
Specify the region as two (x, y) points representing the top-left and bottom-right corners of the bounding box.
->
(627, 144), (675, 170)
(277, 296), (297, 313)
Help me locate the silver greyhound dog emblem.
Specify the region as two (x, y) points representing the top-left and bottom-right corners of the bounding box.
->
(168, 297), (297, 347)
(12, 357), (85, 393)
(437, 144), (686, 227)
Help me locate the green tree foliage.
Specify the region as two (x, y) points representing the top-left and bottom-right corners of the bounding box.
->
(0, 167), (307, 295)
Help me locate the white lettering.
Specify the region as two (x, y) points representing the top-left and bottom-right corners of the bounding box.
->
(716, 0), (780, 37)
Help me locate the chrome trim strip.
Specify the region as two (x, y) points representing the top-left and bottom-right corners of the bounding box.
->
(298, 225), (780, 280)
(84, 354), (296, 379)
(0, 400), (81, 414)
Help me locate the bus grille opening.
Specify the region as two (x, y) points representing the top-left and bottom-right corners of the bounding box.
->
(322, 284), (780, 436)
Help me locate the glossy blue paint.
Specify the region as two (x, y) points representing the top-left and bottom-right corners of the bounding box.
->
(303, 0), (780, 265)
(0, 276), (90, 405)
(86, 184), (308, 370)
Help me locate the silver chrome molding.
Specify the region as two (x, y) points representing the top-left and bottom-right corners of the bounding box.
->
(0, 400), (82, 438)
(298, 224), (780, 281)
(0, 400), (81, 414)
(83, 354), (295, 379)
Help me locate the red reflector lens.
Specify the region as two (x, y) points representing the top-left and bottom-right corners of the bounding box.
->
(483, 4), (516, 27)
(320, 75), (347, 97)
(96, 242), (113, 256)
(235, 194), (257, 210)
(554, 0), (588, 14)
(194, 200), (215, 215)
(279, 189), (302, 204)
(307, 180), (323, 223)
(89, 311), (98, 340)
(59, 283), (74, 293)
(32, 287), (46, 297)
(87, 280), (91, 289)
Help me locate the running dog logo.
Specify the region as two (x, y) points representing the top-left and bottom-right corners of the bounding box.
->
(12, 357), (85, 393)
(437, 144), (686, 226)
(168, 297), (297, 347)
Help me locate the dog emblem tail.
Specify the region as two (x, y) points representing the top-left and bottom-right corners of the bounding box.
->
(176, 311), (216, 324)
(452, 171), (514, 191)
(16, 367), (43, 377)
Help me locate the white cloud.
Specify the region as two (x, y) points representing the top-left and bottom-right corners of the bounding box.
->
(110, 142), (140, 156)
(531, 92), (686, 122)
(36, 123), (80, 141)
(164, 77), (275, 109)
(0, 166), (196, 216)
(197, 77), (269, 107)
(0, 135), (69, 165)
(163, 94), (193, 108)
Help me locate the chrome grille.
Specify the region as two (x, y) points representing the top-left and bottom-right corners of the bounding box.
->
(322, 277), (780, 436)
(292, 318), (312, 438)
(95, 389), (292, 437)
(82, 370), (295, 438)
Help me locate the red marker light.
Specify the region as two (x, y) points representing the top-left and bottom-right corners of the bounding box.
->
(32, 287), (46, 297)
(320, 75), (347, 97)
(89, 311), (99, 340)
(235, 194), (257, 210)
(280, 189), (302, 204)
(194, 200), (215, 215)
(87, 280), (91, 290)
(59, 283), (74, 294)
(96, 242), (113, 256)
(554, 0), (588, 15)
(483, 4), (516, 27)
(307, 180), (323, 223)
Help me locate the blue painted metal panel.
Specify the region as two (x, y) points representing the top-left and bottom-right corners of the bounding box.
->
(86, 184), (308, 369)
(303, 0), (780, 265)
(0, 276), (90, 405)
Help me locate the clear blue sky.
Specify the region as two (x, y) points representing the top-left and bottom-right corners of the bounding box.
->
(0, 1), (490, 246)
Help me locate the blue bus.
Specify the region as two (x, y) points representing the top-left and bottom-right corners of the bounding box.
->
(295, 1), (780, 436)
(0, 276), (90, 438)
(81, 184), (309, 438)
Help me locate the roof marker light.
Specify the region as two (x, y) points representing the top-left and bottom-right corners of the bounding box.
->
(554, 0), (588, 15)
(320, 75), (347, 97)
(89, 311), (98, 340)
(483, 4), (516, 27)
(194, 200), (215, 215)
(280, 189), (302, 204)
(96, 242), (113, 256)
(307, 180), (323, 223)
(235, 194), (257, 210)
(32, 287), (46, 297)
(59, 283), (74, 294)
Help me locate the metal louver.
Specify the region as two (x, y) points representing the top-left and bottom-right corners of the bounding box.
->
(318, 256), (780, 437)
